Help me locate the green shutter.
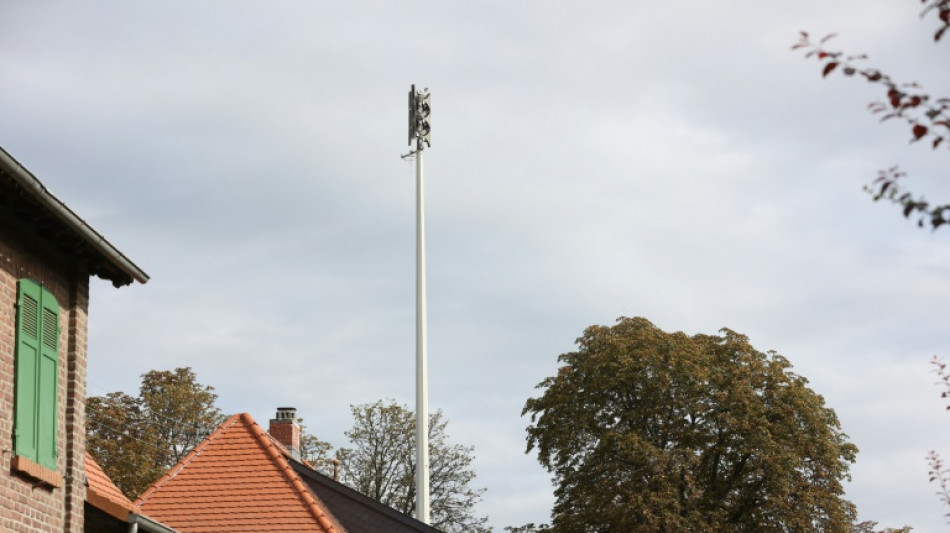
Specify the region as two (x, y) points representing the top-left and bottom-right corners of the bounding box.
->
(15, 279), (41, 462)
(37, 290), (59, 470)
(14, 279), (59, 469)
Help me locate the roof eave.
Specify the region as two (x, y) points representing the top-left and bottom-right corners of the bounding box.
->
(128, 513), (180, 533)
(0, 146), (149, 287)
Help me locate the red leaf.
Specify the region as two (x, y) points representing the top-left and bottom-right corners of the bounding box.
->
(934, 137), (944, 149)
(913, 124), (928, 139)
(818, 51), (828, 59)
(889, 89), (902, 107)
(822, 62), (839, 77)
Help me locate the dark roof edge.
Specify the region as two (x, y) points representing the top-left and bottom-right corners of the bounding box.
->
(0, 145), (149, 286)
(290, 460), (445, 533)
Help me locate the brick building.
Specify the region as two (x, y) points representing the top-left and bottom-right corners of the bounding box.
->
(0, 146), (148, 532)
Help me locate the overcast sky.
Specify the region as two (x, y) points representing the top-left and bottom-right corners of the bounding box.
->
(3, 1), (950, 530)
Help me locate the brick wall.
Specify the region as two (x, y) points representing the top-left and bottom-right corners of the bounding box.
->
(269, 420), (301, 457)
(0, 222), (90, 533)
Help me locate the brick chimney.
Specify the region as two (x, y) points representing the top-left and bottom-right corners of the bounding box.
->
(269, 407), (301, 460)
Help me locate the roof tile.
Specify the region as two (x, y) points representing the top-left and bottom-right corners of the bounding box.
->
(85, 452), (136, 520)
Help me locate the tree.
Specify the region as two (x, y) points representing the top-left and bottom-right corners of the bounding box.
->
(851, 521), (913, 533)
(335, 399), (490, 533)
(504, 523), (549, 532)
(87, 367), (226, 497)
(794, 1), (950, 229)
(86, 391), (165, 498)
(298, 418), (335, 476)
(523, 317), (859, 532)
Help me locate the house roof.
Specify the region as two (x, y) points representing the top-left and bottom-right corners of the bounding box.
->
(85, 452), (136, 521)
(135, 413), (345, 533)
(290, 461), (444, 533)
(0, 145), (148, 287)
(85, 453), (180, 533)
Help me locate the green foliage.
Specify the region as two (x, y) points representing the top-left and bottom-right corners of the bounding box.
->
(137, 368), (225, 467)
(86, 391), (165, 498)
(851, 521), (913, 533)
(86, 367), (226, 498)
(523, 317), (859, 532)
(504, 523), (548, 532)
(335, 399), (490, 533)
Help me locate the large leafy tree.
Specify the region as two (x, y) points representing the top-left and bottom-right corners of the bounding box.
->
(523, 317), (859, 532)
(86, 367), (226, 497)
(795, 0), (950, 229)
(335, 399), (490, 533)
(86, 391), (165, 498)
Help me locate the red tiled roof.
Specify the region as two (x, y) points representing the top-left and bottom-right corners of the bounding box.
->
(85, 452), (136, 521)
(134, 413), (345, 533)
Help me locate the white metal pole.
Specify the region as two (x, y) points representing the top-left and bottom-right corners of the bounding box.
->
(415, 144), (431, 524)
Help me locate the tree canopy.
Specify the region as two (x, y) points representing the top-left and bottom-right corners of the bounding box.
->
(523, 317), (859, 532)
(88, 370), (489, 530)
(335, 399), (490, 533)
(87, 367), (226, 497)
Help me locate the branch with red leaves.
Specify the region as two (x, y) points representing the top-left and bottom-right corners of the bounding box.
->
(793, 0), (950, 229)
(792, 32), (950, 151)
(922, 0), (950, 41)
(927, 451), (950, 521)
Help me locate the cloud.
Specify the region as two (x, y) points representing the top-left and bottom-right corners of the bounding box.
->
(4, 0), (950, 529)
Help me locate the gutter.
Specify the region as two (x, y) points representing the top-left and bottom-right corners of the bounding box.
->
(0, 146), (149, 286)
(127, 513), (178, 533)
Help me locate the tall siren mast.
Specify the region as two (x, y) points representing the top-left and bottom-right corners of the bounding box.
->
(406, 84), (432, 524)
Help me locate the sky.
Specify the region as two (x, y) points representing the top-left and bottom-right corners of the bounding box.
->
(2, 1), (950, 530)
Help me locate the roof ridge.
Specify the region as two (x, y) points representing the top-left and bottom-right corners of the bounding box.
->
(241, 413), (346, 533)
(133, 413), (241, 507)
(261, 429), (320, 470)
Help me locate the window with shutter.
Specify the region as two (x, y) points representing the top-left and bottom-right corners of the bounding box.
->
(14, 279), (59, 472)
